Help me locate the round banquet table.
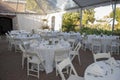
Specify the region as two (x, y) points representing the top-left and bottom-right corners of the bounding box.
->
(84, 60), (120, 80)
(28, 40), (70, 74)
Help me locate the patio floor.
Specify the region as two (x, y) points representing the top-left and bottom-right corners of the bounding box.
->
(0, 36), (120, 80)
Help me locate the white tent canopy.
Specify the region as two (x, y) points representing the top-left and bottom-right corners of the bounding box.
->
(1, 0), (120, 14)
(72, 0), (120, 9)
(34, 0), (120, 13)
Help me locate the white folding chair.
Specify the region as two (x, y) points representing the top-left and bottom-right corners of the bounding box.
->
(14, 38), (22, 52)
(8, 35), (22, 52)
(69, 42), (81, 64)
(56, 58), (84, 80)
(7, 35), (15, 51)
(110, 39), (119, 55)
(91, 38), (102, 53)
(54, 48), (70, 76)
(27, 52), (45, 79)
(52, 38), (59, 44)
(5, 33), (9, 43)
(5, 33), (11, 50)
(81, 35), (89, 51)
(19, 44), (28, 69)
(93, 52), (111, 62)
(68, 39), (76, 50)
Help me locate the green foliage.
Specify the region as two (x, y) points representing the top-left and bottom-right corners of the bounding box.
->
(62, 7), (120, 35)
(62, 9), (113, 35)
(82, 9), (95, 26)
(62, 12), (80, 32)
(109, 7), (120, 35)
(110, 7), (120, 21)
(62, 9), (95, 32)
(79, 27), (112, 35)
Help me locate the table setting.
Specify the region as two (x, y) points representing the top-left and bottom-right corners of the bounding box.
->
(26, 39), (71, 74)
(84, 57), (120, 80)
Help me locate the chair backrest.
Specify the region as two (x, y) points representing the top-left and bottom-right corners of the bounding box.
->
(91, 38), (102, 53)
(111, 39), (119, 45)
(74, 42), (81, 52)
(5, 33), (10, 42)
(8, 35), (14, 43)
(19, 44), (26, 53)
(93, 52), (111, 62)
(53, 38), (59, 44)
(57, 58), (78, 80)
(68, 39), (76, 50)
(92, 38), (101, 44)
(5, 33), (9, 39)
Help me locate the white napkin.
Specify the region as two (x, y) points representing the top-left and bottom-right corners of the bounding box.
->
(38, 44), (45, 49)
(30, 41), (39, 47)
(89, 64), (105, 76)
(106, 57), (118, 66)
(56, 44), (62, 48)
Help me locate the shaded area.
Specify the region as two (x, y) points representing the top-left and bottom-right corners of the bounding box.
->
(0, 17), (13, 35)
(0, 36), (120, 80)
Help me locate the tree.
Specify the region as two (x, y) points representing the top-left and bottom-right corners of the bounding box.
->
(82, 9), (95, 26)
(62, 12), (80, 32)
(109, 7), (120, 22)
(62, 9), (95, 32)
(109, 7), (120, 34)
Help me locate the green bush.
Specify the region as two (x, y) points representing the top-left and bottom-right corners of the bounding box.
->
(79, 27), (112, 35)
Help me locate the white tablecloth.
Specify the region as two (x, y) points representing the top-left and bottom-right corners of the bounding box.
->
(84, 60), (120, 80)
(29, 41), (70, 74)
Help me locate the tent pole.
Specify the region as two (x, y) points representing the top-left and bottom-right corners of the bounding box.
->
(80, 8), (82, 30)
(35, 0), (47, 15)
(112, 0), (117, 35)
(16, 0), (19, 13)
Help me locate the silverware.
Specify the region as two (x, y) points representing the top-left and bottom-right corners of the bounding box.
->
(87, 72), (103, 77)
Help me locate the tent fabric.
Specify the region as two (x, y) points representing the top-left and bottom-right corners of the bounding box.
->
(0, 0), (120, 14)
(35, 0), (120, 13)
(0, 1), (15, 13)
(35, 0), (78, 14)
(73, 0), (120, 9)
(0, 0), (78, 14)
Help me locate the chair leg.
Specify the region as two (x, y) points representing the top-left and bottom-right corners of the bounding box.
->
(15, 45), (20, 53)
(15, 45), (17, 52)
(56, 61), (58, 76)
(27, 61), (29, 76)
(117, 46), (119, 55)
(70, 55), (75, 61)
(22, 56), (24, 69)
(37, 63), (39, 79)
(78, 54), (81, 65)
(9, 43), (13, 51)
